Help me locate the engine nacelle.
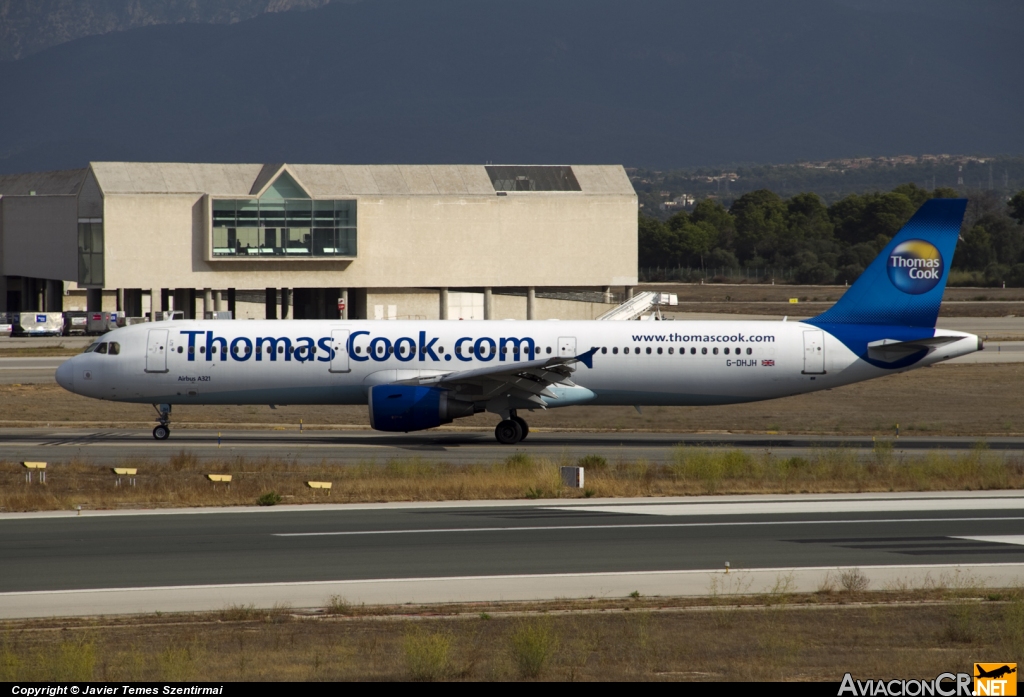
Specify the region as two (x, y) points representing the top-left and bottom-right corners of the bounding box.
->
(368, 385), (476, 432)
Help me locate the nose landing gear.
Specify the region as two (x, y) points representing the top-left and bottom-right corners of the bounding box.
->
(494, 410), (529, 444)
(152, 403), (171, 440)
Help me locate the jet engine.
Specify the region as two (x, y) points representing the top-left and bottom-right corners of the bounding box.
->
(368, 385), (477, 432)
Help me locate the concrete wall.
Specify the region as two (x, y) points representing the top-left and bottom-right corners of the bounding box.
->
(100, 190), (636, 290)
(366, 291), (615, 321)
(1, 195), (78, 280)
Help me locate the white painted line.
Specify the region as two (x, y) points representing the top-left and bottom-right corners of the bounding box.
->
(954, 535), (1024, 547)
(550, 498), (1024, 517)
(274, 516), (1024, 537)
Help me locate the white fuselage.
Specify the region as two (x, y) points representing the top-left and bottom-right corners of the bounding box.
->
(56, 319), (979, 409)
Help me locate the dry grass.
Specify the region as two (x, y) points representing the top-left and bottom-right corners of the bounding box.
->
(3, 363), (1024, 437)
(1, 590), (1021, 681)
(2, 445), (1022, 512)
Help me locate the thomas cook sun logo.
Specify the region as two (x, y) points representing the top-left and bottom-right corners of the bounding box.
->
(887, 239), (944, 295)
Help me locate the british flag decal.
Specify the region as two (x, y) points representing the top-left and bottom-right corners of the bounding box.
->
(761, 359), (775, 366)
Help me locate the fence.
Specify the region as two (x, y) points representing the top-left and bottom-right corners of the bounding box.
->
(639, 266), (814, 283)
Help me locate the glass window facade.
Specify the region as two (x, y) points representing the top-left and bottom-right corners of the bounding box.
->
(212, 199), (356, 258)
(78, 218), (104, 285)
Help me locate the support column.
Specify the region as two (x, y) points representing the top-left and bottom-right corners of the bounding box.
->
(214, 290), (224, 312)
(227, 288), (236, 318)
(46, 280), (64, 312)
(150, 288), (161, 322)
(603, 286), (612, 303)
(483, 287), (493, 320)
(340, 289), (349, 320)
(203, 288), (212, 318)
(281, 288), (291, 320)
(86, 288), (103, 312)
(526, 287), (536, 320)
(265, 288), (277, 320)
(626, 286), (634, 300)
(439, 288), (449, 320)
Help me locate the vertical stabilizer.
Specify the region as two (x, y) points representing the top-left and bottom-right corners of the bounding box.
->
(808, 198), (967, 328)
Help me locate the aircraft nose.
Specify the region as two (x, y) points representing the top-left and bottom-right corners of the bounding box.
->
(55, 358), (75, 392)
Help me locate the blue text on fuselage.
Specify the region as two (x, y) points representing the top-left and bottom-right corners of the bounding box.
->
(179, 330), (537, 364)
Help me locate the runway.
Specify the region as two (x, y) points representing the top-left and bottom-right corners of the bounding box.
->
(4, 427), (1024, 464)
(1, 492), (1023, 618)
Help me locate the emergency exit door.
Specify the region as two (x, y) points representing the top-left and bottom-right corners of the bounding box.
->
(558, 337), (577, 358)
(330, 328), (350, 373)
(802, 330), (826, 374)
(145, 329), (168, 373)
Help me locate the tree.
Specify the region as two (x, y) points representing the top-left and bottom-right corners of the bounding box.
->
(1008, 190), (1024, 226)
(892, 183), (930, 209)
(679, 220), (719, 271)
(954, 225), (995, 271)
(730, 189), (787, 261)
(786, 192), (834, 242)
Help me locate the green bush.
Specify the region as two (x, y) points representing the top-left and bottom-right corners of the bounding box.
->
(509, 619), (558, 679)
(403, 629), (453, 681)
(256, 491), (282, 506)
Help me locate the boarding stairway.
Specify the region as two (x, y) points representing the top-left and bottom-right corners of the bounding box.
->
(596, 291), (660, 321)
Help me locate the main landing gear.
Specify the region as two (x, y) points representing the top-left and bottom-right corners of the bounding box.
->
(152, 403), (171, 440)
(494, 410), (530, 445)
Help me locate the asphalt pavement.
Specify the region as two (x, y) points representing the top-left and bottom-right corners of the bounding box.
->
(3, 428), (1024, 464)
(1, 492), (1023, 617)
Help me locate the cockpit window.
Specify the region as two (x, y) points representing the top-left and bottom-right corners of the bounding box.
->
(95, 343), (108, 354)
(108, 342), (120, 355)
(84, 341), (100, 353)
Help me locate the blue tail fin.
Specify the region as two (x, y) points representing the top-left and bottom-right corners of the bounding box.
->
(808, 198), (967, 328)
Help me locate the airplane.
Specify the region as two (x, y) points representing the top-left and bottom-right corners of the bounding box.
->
(55, 198), (981, 444)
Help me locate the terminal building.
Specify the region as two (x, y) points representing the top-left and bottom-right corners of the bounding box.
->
(0, 162), (637, 321)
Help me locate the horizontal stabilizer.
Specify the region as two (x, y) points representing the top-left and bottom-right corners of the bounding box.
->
(866, 335), (960, 361)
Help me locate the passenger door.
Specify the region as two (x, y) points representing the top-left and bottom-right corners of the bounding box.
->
(330, 328), (350, 373)
(558, 336), (577, 358)
(802, 330), (826, 374)
(145, 329), (168, 373)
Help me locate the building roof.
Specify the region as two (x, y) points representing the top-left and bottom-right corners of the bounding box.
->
(85, 162), (634, 197)
(0, 168), (88, 196)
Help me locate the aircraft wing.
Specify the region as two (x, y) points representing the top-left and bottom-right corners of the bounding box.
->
(392, 348), (598, 408)
(866, 335), (962, 361)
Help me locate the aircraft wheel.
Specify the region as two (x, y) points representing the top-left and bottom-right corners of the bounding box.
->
(512, 416), (529, 440)
(153, 425), (170, 440)
(495, 419), (523, 445)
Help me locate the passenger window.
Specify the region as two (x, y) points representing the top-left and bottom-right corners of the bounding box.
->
(199, 346), (205, 354)
(645, 347), (651, 355)
(713, 347), (719, 355)
(612, 347), (618, 355)
(724, 348), (730, 355)
(188, 345), (194, 355)
(177, 346), (183, 353)
(657, 347), (663, 355)
(108, 342), (120, 356)
(735, 347), (740, 355)
(96, 343), (108, 354)
(701, 347), (707, 355)
(668, 347), (674, 355)
(601, 347), (607, 354)
(634, 347), (640, 354)
(439, 346), (445, 353)
(746, 347), (752, 355)
(546, 347), (552, 354)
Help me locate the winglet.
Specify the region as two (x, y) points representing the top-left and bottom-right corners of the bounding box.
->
(574, 347), (598, 369)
